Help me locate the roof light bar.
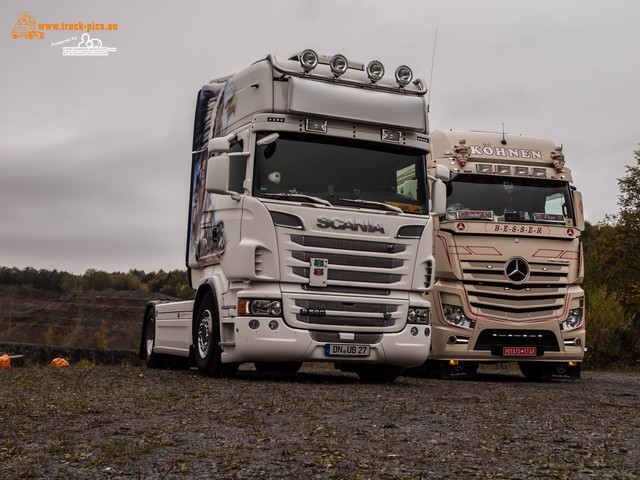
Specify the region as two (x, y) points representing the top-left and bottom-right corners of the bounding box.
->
(330, 54), (348, 77)
(366, 60), (385, 83)
(300, 49), (318, 72)
(395, 65), (413, 87)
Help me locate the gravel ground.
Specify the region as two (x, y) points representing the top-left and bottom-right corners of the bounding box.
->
(1, 364), (639, 479)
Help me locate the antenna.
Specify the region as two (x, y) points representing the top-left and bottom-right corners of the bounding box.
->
(427, 28), (438, 113)
(501, 122), (507, 145)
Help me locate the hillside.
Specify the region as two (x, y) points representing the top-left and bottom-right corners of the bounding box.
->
(0, 285), (176, 351)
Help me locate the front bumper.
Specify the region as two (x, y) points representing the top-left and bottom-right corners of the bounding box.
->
(220, 317), (431, 367)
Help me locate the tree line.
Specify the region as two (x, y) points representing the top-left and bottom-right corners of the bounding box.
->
(581, 146), (640, 368)
(0, 267), (195, 300)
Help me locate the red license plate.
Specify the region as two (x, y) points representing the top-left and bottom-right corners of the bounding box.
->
(503, 347), (537, 356)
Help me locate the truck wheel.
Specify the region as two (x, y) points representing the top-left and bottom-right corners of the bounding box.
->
(194, 291), (237, 377)
(143, 308), (162, 368)
(518, 361), (545, 381)
(355, 365), (403, 383)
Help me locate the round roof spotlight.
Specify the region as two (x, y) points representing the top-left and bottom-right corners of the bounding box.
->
(329, 54), (349, 77)
(395, 65), (413, 87)
(366, 60), (385, 83)
(300, 49), (319, 73)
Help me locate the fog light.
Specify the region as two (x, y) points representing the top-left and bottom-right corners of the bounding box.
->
(300, 49), (318, 72)
(568, 361), (578, 367)
(425, 326), (431, 337)
(515, 167), (529, 176)
(394, 65), (413, 87)
(533, 168), (547, 177)
(477, 164), (492, 173)
(249, 320), (260, 330)
(330, 54), (348, 77)
(496, 165), (511, 175)
(366, 60), (385, 83)
(268, 320), (279, 331)
(449, 360), (459, 366)
(411, 327), (419, 336)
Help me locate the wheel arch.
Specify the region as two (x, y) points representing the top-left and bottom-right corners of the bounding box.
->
(139, 301), (164, 360)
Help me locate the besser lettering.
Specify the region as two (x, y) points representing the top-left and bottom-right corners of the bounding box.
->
(317, 216), (385, 234)
(494, 225), (543, 234)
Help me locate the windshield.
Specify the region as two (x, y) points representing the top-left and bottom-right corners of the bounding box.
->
(443, 174), (576, 226)
(253, 132), (428, 214)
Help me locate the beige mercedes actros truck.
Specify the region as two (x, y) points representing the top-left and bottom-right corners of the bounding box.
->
(418, 130), (585, 380)
(139, 50), (447, 382)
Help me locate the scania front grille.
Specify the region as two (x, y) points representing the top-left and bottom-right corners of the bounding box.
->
(292, 251), (402, 269)
(296, 314), (395, 328)
(292, 267), (402, 284)
(291, 235), (406, 254)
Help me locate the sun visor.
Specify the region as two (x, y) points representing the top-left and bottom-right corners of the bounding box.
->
(287, 77), (426, 131)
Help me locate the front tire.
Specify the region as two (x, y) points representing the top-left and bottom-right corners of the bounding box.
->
(194, 291), (237, 377)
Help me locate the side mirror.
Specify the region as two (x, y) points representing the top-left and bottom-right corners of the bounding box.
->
(572, 190), (585, 231)
(431, 179), (447, 216)
(435, 164), (450, 182)
(208, 137), (230, 155)
(206, 154), (230, 194)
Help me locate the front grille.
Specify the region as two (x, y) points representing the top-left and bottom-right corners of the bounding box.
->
(302, 285), (390, 296)
(461, 260), (569, 320)
(295, 299), (398, 328)
(291, 235), (406, 254)
(292, 267), (402, 284)
(292, 251), (402, 269)
(474, 329), (559, 352)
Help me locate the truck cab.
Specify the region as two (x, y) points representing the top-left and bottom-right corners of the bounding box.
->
(141, 50), (446, 382)
(420, 130), (585, 379)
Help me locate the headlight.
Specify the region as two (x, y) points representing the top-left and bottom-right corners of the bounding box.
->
(407, 307), (430, 325)
(394, 65), (413, 86)
(560, 308), (582, 331)
(366, 60), (385, 83)
(238, 299), (282, 316)
(300, 49), (318, 72)
(442, 304), (474, 329)
(330, 54), (348, 77)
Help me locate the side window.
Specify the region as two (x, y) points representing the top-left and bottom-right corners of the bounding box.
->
(228, 140), (246, 193)
(544, 192), (564, 215)
(396, 164), (417, 199)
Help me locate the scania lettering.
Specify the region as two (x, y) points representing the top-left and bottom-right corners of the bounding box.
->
(414, 130), (585, 380)
(140, 50), (447, 382)
(316, 216), (385, 233)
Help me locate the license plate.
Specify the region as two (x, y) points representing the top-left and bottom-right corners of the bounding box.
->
(503, 347), (537, 356)
(325, 344), (370, 357)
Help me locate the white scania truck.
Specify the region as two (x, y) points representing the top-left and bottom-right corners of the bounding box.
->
(140, 50), (447, 381)
(416, 130), (585, 380)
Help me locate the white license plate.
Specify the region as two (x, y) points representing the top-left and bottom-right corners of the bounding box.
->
(325, 344), (370, 357)
(503, 347), (537, 356)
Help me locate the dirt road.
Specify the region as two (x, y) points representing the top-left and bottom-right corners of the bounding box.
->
(1, 364), (638, 479)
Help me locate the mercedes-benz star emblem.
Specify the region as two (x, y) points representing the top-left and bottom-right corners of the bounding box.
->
(505, 258), (529, 283)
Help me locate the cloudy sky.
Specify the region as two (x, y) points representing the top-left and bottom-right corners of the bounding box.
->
(1, 0), (639, 274)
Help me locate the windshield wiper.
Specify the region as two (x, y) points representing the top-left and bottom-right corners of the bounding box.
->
(261, 192), (332, 207)
(336, 198), (403, 213)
